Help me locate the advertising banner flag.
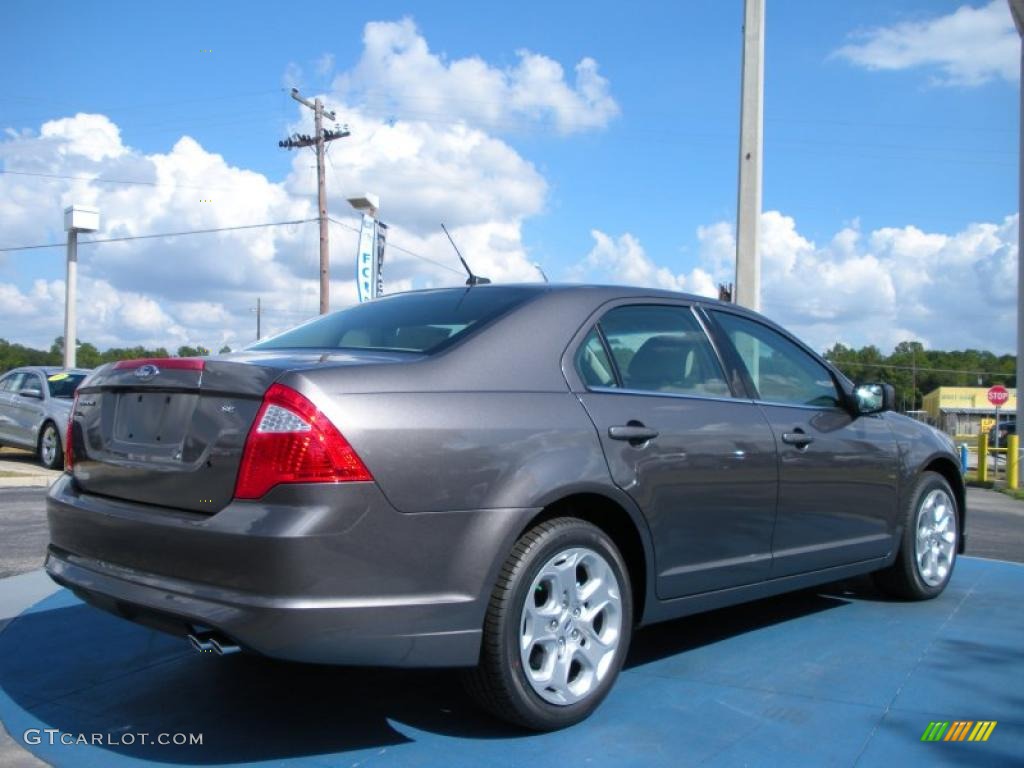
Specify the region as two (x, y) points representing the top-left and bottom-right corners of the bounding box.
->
(375, 222), (388, 298)
(355, 214), (376, 303)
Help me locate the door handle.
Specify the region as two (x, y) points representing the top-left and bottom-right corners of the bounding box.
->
(608, 424), (659, 445)
(781, 430), (814, 448)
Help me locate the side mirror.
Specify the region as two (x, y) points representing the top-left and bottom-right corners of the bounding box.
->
(18, 387), (43, 399)
(853, 383), (895, 415)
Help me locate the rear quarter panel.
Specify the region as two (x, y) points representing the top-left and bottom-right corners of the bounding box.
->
(304, 390), (614, 512)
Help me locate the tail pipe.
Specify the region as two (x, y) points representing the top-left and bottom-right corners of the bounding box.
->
(187, 630), (241, 656)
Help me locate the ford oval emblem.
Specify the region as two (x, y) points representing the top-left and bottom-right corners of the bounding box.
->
(134, 364), (160, 380)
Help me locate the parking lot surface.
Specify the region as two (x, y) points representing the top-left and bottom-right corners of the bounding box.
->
(1, 480), (1022, 766)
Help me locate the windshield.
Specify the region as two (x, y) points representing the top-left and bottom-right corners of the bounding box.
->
(250, 287), (540, 354)
(46, 372), (87, 398)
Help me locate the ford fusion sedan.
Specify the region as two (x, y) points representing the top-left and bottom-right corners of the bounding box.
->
(0, 366), (90, 469)
(45, 285), (964, 730)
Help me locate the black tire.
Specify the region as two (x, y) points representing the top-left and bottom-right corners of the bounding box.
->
(463, 517), (633, 731)
(873, 471), (958, 600)
(38, 421), (64, 470)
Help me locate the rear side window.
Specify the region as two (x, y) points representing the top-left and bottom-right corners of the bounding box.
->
(250, 287), (538, 354)
(586, 305), (730, 397)
(576, 329), (617, 388)
(47, 372), (87, 398)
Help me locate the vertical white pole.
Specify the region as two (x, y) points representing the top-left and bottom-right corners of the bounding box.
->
(64, 229), (77, 369)
(1011, 1), (1024, 455)
(735, 0), (765, 311)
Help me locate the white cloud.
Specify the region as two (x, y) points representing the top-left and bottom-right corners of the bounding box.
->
(567, 230), (718, 297)
(1, 18), (609, 352)
(834, 1), (1018, 86)
(690, 210), (1019, 353)
(314, 53), (335, 78)
(334, 18), (619, 134)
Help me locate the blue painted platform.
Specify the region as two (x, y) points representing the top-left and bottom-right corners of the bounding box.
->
(1, 556), (1022, 767)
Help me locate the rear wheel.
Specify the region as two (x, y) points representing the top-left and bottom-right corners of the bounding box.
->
(38, 422), (64, 470)
(874, 471), (958, 599)
(464, 517), (632, 730)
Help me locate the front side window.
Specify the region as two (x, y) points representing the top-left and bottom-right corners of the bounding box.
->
(0, 373), (26, 393)
(711, 312), (841, 408)
(590, 305), (729, 397)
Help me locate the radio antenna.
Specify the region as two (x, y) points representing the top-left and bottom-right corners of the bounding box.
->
(442, 223), (491, 286)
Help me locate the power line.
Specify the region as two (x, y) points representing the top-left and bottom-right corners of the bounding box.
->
(0, 169), (317, 197)
(0, 218), (318, 252)
(827, 359), (1014, 377)
(326, 217), (464, 276)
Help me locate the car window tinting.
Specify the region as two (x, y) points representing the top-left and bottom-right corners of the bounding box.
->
(576, 328), (617, 388)
(712, 311), (840, 408)
(597, 305), (730, 397)
(47, 373), (87, 398)
(249, 288), (538, 354)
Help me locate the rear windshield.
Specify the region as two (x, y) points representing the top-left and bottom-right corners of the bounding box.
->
(249, 287), (539, 354)
(46, 372), (87, 398)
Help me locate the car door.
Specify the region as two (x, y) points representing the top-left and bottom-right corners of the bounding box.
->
(706, 309), (899, 577)
(8, 371), (45, 447)
(570, 302), (779, 599)
(0, 372), (27, 444)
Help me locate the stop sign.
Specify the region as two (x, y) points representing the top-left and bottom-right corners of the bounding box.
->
(987, 385), (1010, 407)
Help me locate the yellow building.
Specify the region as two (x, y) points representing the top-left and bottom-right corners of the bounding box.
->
(922, 387), (1017, 435)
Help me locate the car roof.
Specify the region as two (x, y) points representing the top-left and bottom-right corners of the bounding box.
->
(8, 366), (92, 375)
(384, 282), (743, 312)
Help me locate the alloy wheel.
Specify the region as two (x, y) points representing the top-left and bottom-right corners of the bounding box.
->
(41, 425), (59, 467)
(519, 547), (623, 706)
(914, 488), (956, 587)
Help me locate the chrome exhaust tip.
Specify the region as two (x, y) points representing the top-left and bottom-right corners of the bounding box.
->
(210, 636), (241, 656)
(187, 631), (240, 655)
(188, 632), (215, 653)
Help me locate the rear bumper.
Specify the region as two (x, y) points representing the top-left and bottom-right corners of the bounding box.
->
(45, 474), (538, 667)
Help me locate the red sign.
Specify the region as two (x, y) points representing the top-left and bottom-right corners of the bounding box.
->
(987, 385), (1010, 407)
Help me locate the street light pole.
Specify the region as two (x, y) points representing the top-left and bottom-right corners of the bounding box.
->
(62, 205), (99, 369)
(735, 0), (765, 311)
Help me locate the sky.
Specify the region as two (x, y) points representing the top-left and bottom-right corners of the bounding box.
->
(0, 0), (1019, 354)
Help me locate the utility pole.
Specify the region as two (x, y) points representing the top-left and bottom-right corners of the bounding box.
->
(1010, 0), (1024, 450)
(735, 0), (765, 311)
(279, 88), (349, 314)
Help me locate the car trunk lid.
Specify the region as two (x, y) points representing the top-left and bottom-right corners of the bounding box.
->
(70, 358), (281, 513)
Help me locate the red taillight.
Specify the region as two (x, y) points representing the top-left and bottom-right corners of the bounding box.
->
(65, 393), (78, 473)
(233, 383), (372, 499)
(113, 357), (204, 370)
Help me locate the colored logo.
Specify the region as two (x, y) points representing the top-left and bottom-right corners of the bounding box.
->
(921, 721), (997, 742)
(134, 364), (160, 380)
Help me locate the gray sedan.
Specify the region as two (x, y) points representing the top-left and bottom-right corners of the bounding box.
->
(0, 366), (89, 469)
(46, 285), (963, 730)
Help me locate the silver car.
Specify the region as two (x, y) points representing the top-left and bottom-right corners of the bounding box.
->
(0, 366), (90, 469)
